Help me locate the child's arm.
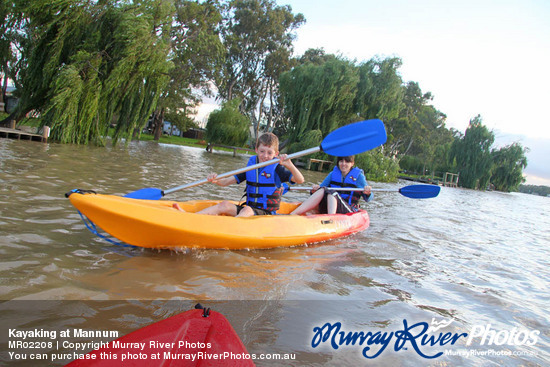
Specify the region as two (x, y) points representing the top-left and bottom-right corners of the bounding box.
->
(206, 173), (237, 187)
(278, 154), (305, 184)
(320, 173), (332, 187)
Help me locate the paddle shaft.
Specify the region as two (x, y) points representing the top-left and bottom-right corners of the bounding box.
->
(163, 147), (320, 195)
(289, 185), (441, 199)
(290, 186), (376, 192)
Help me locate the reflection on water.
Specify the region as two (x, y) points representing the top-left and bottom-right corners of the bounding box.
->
(1, 138), (549, 366)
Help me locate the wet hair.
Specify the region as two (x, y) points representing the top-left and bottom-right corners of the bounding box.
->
(256, 132), (279, 150)
(337, 156), (355, 164)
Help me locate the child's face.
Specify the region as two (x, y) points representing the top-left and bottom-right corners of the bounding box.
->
(256, 143), (278, 163)
(338, 158), (353, 175)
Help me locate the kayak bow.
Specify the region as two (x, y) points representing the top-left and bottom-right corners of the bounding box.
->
(66, 305), (254, 367)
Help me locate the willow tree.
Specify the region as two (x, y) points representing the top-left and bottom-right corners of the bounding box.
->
(450, 115), (495, 189)
(3, 0), (173, 144)
(490, 142), (528, 192)
(279, 56), (359, 149)
(205, 98), (249, 146)
(355, 57), (404, 122)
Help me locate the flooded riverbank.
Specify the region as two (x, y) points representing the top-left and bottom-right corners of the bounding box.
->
(1, 138), (548, 366)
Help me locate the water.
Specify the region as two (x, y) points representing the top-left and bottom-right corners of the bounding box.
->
(0, 138), (549, 366)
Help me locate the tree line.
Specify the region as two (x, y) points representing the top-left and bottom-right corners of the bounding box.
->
(519, 185), (550, 197)
(0, 0), (529, 192)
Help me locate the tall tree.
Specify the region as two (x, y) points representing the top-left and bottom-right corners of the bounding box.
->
(205, 97), (248, 146)
(0, 0), (33, 120)
(1, 0), (174, 144)
(218, 0), (304, 138)
(258, 45), (295, 136)
(354, 57), (403, 122)
(490, 142), (528, 192)
(297, 48), (335, 65)
(449, 115), (495, 189)
(0, 0), (19, 109)
(150, 0), (224, 140)
(279, 55), (359, 150)
(385, 81), (433, 157)
(414, 104), (452, 176)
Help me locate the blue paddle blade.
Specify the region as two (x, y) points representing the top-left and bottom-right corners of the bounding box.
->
(124, 187), (164, 200)
(320, 119), (387, 156)
(399, 185), (441, 199)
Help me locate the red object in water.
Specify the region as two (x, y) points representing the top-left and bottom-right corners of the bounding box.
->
(66, 307), (255, 366)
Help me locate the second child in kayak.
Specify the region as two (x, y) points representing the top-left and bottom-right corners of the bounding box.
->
(174, 132), (304, 217)
(290, 155), (372, 215)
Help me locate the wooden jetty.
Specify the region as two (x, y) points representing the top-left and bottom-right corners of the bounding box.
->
(306, 158), (333, 171)
(0, 126), (49, 143)
(443, 172), (459, 187)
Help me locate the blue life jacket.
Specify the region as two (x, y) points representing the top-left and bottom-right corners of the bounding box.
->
(245, 156), (283, 214)
(329, 166), (363, 209)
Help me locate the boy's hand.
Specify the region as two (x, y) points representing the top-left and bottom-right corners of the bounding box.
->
(278, 153), (305, 184)
(278, 154), (292, 168)
(206, 173), (237, 187)
(206, 173), (219, 183)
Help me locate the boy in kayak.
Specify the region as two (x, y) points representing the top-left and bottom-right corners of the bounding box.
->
(173, 132), (304, 217)
(290, 155), (372, 215)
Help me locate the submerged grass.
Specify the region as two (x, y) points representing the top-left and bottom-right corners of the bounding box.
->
(11, 118), (246, 155)
(137, 133), (206, 148)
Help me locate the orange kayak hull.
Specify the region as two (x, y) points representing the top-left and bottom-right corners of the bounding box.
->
(68, 192), (369, 250)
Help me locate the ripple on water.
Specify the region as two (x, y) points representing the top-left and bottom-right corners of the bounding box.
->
(1, 140), (549, 366)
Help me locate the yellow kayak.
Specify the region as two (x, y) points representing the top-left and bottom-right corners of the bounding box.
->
(67, 190), (369, 250)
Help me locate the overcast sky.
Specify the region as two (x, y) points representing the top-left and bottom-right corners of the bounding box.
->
(273, 0), (550, 186)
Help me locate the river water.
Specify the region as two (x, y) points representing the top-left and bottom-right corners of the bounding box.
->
(0, 138), (548, 366)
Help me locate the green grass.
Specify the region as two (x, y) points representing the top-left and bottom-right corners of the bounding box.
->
(3, 118), (242, 154)
(2, 114), (42, 127)
(136, 133), (206, 148)
(22, 117), (42, 127)
(136, 133), (256, 155)
(399, 171), (443, 183)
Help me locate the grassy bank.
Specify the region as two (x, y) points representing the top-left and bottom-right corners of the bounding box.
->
(8, 117), (248, 155)
(137, 133), (206, 148)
